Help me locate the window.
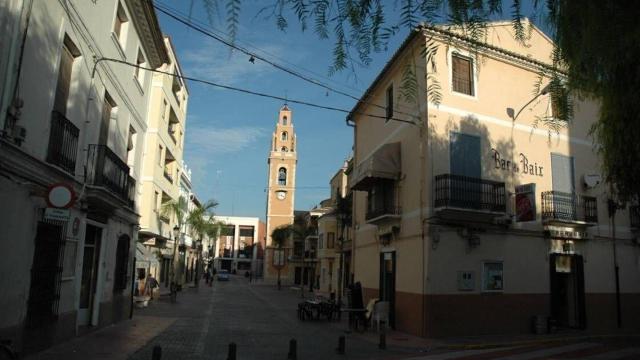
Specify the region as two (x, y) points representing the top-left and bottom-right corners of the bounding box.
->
(53, 35), (80, 116)
(385, 85), (393, 121)
(127, 125), (136, 165)
(99, 92), (116, 146)
(452, 54), (474, 96)
(318, 233), (324, 249)
(282, 131), (288, 141)
(278, 167), (287, 186)
(113, 235), (130, 292)
(154, 191), (159, 211)
(113, 2), (128, 47)
(327, 232), (335, 249)
(221, 226), (235, 236)
(282, 116), (288, 125)
(157, 145), (163, 166)
(482, 261), (503, 291)
(134, 48), (146, 86)
(281, 146), (288, 152)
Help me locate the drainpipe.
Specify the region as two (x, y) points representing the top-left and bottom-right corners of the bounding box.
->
(1, 0), (34, 132)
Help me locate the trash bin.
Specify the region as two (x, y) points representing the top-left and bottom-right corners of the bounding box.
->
(532, 315), (548, 334)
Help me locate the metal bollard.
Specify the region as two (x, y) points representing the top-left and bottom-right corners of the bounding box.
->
(336, 335), (345, 355)
(152, 345), (162, 360)
(287, 338), (297, 360)
(227, 342), (236, 360)
(379, 333), (386, 350)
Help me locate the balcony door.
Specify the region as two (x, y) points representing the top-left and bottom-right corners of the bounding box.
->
(551, 154), (576, 220)
(450, 132), (481, 208)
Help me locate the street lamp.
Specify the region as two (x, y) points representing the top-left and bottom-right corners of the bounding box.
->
(170, 225), (180, 303)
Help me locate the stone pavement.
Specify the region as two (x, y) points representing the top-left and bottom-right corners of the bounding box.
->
(23, 276), (640, 360)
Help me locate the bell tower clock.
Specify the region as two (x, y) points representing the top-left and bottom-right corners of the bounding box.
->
(265, 105), (297, 283)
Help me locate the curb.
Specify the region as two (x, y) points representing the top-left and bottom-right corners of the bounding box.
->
(439, 334), (640, 350)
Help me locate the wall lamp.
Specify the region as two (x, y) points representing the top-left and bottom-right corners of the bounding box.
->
(507, 83), (551, 122)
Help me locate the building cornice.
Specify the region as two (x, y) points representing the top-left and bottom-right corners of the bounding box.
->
(125, 0), (169, 68)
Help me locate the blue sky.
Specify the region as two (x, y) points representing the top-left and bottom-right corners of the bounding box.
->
(156, 1), (547, 220)
(155, 1), (410, 219)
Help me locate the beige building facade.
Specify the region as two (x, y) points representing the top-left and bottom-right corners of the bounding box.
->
(348, 21), (640, 337)
(264, 105), (298, 283)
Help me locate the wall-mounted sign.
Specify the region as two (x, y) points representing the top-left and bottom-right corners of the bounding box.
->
(545, 228), (589, 240)
(46, 183), (76, 208)
(273, 249), (285, 267)
(492, 149), (544, 177)
(44, 208), (70, 222)
(515, 183), (536, 222)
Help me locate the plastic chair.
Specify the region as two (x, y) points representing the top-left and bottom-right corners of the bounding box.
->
(372, 301), (390, 331)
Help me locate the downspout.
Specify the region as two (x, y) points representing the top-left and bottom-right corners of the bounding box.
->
(1, 0), (34, 132)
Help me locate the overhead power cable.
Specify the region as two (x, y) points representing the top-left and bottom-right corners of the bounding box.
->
(153, 2), (420, 121)
(93, 57), (416, 124)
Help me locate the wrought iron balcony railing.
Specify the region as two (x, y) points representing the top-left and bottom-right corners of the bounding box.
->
(365, 205), (401, 221)
(541, 191), (598, 223)
(434, 174), (506, 213)
(630, 205), (640, 229)
(86, 144), (134, 207)
(46, 111), (79, 174)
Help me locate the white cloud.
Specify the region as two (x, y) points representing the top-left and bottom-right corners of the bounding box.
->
(186, 125), (267, 154)
(182, 42), (291, 85)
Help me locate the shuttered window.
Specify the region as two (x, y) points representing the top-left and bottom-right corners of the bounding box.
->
(450, 132), (481, 178)
(452, 54), (474, 96)
(53, 37), (79, 115)
(99, 92), (115, 146)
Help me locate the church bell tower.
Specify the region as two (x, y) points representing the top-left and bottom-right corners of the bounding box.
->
(264, 105), (297, 282)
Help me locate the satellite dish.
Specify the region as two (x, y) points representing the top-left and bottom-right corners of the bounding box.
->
(583, 174), (602, 188)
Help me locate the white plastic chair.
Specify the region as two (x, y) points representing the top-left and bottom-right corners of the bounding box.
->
(372, 301), (389, 331)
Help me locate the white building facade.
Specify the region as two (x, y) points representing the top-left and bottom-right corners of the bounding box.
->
(0, 0), (167, 353)
(213, 216), (264, 275)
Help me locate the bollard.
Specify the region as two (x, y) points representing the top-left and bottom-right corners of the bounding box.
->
(227, 342), (236, 360)
(336, 335), (345, 355)
(287, 338), (297, 360)
(378, 333), (386, 350)
(152, 345), (162, 360)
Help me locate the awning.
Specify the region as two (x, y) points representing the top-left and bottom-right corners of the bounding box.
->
(136, 243), (160, 266)
(350, 142), (401, 191)
(138, 230), (171, 248)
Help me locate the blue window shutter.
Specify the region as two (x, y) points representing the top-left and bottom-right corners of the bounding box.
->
(551, 154), (575, 193)
(450, 132), (481, 178)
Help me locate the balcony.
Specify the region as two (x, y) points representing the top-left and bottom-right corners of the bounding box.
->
(541, 191), (597, 226)
(366, 205), (402, 223)
(46, 111), (79, 174)
(434, 174), (506, 222)
(86, 144), (135, 208)
(630, 205), (639, 230)
(163, 169), (173, 183)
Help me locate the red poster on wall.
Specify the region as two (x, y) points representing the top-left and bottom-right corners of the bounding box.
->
(515, 184), (536, 222)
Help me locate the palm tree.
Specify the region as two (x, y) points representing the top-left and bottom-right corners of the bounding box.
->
(160, 196), (188, 301)
(186, 200), (219, 288)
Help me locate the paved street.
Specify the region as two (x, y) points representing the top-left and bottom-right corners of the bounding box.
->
(128, 275), (409, 360)
(26, 275), (639, 360)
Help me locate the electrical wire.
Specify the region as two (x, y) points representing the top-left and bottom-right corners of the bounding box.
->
(93, 57), (416, 124)
(153, 2), (421, 122)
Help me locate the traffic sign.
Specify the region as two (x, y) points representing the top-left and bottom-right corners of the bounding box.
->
(46, 183), (76, 209)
